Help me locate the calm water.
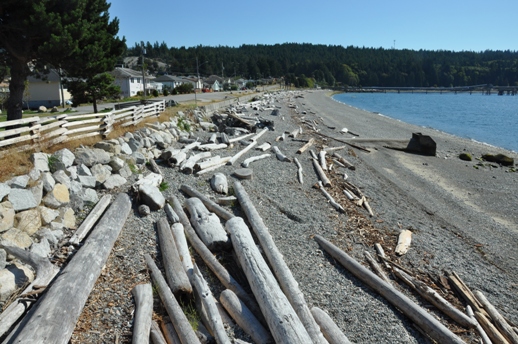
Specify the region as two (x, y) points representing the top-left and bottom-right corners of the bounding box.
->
(333, 92), (518, 152)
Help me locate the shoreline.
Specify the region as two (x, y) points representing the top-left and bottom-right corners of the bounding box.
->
(331, 91), (518, 153)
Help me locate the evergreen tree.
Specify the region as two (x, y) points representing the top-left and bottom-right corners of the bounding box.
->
(0, 0), (124, 121)
(66, 73), (120, 112)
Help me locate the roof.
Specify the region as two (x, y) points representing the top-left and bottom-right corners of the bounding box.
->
(27, 69), (62, 82)
(110, 67), (147, 79)
(154, 75), (185, 82)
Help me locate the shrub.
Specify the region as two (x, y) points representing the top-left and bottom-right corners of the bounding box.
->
(163, 88), (169, 96)
(152, 89), (159, 97)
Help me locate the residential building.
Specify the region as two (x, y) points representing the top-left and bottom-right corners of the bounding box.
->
(153, 75), (185, 90)
(110, 67), (152, 97)
(26, 69), (72, 108)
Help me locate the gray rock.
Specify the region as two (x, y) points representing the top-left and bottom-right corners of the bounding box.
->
(138, 184), (165, 210)
(151, 133), (166, 149)
(40, 172), (56, 193)
(0, 249), (6, 270)
(132, 152), (146, 164)
(120, 142), (133, 155)
(104, 164), (113, 172)
(15, 208), (41, 236)
(39, 206), (59, 225)
(82, 188), (99, 204)
(90, 164), (112, 184)
(30, 237), (51, 258)
(30, 181), (44, 205)
(0, 202), (15, 233)
(9, 175), (30, 189)
(117, 164), (133, 179)
(1, 228), (33, 249)
(128, 138), (142, 152)
(143, 137), (153, 148)
(68, 181), (84, 212)
(94, 141), (121, 154)
(124, 132), (134, 140)
(138, 204), (151, 216)
(58, 207), (76, 229)
(36, 228), (58, 245)
(77, 164), (92, 176)
(0, 262), (34, 301)
(0, 183), (10, 201)
(42, 184), (70, 209)
(8, 189), (38, 212)
(66, 166), (78, 181)
(53, 148), (75, 168)
(28, 168), (41, 181)
(50, 222), (64, 231)
(109, 157), (125, 172)
(161, 131), (173, 145)
(30, 152), (50, 172)
(78, 175), (97, 188)
(52, 170), (71, 188)
(74, 147), (111, 167)
(103, 175), (127, 190)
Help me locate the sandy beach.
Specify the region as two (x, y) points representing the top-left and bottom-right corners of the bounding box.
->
(68, 89), (517, 343)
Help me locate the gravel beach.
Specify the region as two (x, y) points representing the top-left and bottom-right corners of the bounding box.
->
(70, 90), (518, 344)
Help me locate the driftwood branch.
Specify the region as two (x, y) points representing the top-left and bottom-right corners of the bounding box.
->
(312, 159), (331, 187)
(233, 182), (326, 344)
(271, 146), (291, 162)
(179, 184), (234, 221)
(5, 193), (132, 344)
(150, 321), (168, 344)
(332, 152), (355, 170)
(69, 194), (112, 245)
(314, 235), (465, 344)
(131, 284), (153, 344)
(294, 158), (303, 184)
(317, 181), (344, 213)
(466, 305), (492, 344)
(296, 138), (315, 154)
(145, 254), (201, 344)
(364, 251), (391, 284)
(226, 217), (313, 344)
(241, 153), (271, 168)
(474, 290), (518, 344)
(311, 307), (352, 344)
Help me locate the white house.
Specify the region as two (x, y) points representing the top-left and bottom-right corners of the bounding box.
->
(26, 69), (72, 108)
(110, 67), (152, 97)
(181, 76), (203, 91)
(154, 75), (185, 90)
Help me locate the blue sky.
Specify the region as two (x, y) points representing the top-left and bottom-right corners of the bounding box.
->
(109, 0), (517, 52)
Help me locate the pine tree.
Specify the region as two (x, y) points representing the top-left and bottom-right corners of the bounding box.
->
(0, 0), (125, 121)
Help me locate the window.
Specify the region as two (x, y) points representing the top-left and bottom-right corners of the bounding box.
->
(137, 78), (141, 83)
(130, 78), (134, 83)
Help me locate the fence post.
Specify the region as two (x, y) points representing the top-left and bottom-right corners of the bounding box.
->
(102, 112), (114, 138)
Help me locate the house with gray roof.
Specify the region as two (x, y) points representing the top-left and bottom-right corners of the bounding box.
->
(110, 67), (152, 97)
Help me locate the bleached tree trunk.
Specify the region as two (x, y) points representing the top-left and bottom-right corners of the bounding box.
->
(311, 307), (352, 344)
(69, 194), (112, 245)
(179, 184), (234, 221)
(131, 284), (153, 344)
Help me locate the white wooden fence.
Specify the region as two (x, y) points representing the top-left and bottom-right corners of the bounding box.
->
(0, 100), (165, 154)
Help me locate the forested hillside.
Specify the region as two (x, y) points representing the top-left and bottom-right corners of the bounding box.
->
(126, 42), (518, 88)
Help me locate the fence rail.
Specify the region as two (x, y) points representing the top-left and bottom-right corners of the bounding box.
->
(0, 100), (165, 155)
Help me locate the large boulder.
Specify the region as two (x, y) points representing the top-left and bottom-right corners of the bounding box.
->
(9, 175), (30, 189)
(82, 188), (99, 204)
(0, 262), (34, 301)
(94, 141), (121, 154)
(0, 202), (15, 233)
(58, 207), (76, 229)
(90, 164), (112, 184)
(30, 237), (51, 258)
(40, 172), (56, 194)
(52, 170), (71, 188)
(8, 189), (38, 212)
(103, 175), (127, 190)
(138, 184), (165, 210)
(74, 147), (111, 167)
(15, 208), (42, 236)
(51, 148), (76, 172)
(42, 184), (70, 209)
(39, 206), (60, 225)
(30, 152), (50, 172)
(1, 228), (33, 249)
(0, 183), (11, 201)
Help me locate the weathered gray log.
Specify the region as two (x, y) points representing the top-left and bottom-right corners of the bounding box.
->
(170, 196), (262, 321)
(294, 157), (303, 184)
(314, 235), (466, 344)
(171, 222), (194, 275)
(364, 251), (391, 285)
(165, 203), (180, 223)
(241, 154), (270, 168)
(181, 141), (201, 152)
(181, 152), (212, 174)
(475, 311), (510, 344)
(226, 217), (313, 344)
(392, 267), (476, 329)
(169, 151), (187, 167)
(311, 307), (352, 344)
(210, 173), (228, 194)
(312, 158), (332, 187)
(256, 142), (271, 151)
(289, 128), (299, 138)
(5, 193), (131, 344)
(318, 150), (328, 171)
(323, 145), (346, 152)
(197, 143), (228, 152)
(296, 138), (315, 154)
(0, 247), (60, 338)
(69, 194), (113, 245)
(318, 181), (344, 213)
(374, 243), (391, 269)
(185, 197), (231, 251)
(475, 290), (518, 344)
(145, 254), (201, 344)
(466, 306), (492, 344)
(332, 152), (355, 170)
(179, 184), (235, 221)
(227, 140), (257, 165)
(150, 321), (168, 344)
(195, 156), (232, 174)
(190, 264), (230, 344)
(132, 283), (153, 344)
(228, 133), (254, 143)
(233, 182), (327, 344)
(220, 133), (230, 145)
(271, 146), (291, 162)
(157, 217), (192, 295)
(220, 289), (273, 344)
(160, 320), (182, 344)
(149, 159), (163, 176)
(208, 133), (218, 144)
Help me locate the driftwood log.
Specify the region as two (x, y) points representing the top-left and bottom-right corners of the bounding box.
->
(69, 194), (112, 245)
(150, 321), (168, 344)
(169, 196), (263, 321)
(364, 251), (391, 284)
(131, 283), (153, 344)
(145, 254), (201, 344)
(256, 142), (271, 151)
(160, 320), (182, 344)
(164, 203), (180, 223)
(171, 223), (194, 274)
(181, 152), (212, 174)
(296, 138), (315, 154)
(210, 173), (228, 194)
(191, 264), (231, 344)
(294, 157), (303, 184)
(241, 154), (270, 168)
(195, 157), (232, 175)
(332, 152), (355, 170)
(318, 150), (328, 171)
(226, 217), (313, 344)
(475, 311), (510, 344)
(314, 235), (466, 344)
(466, 305), (492, 344)
(185, 197), (231, 251)
(197, 143), (228, 152)
(157, 217), (192, 295)
(311, 307), (352, 344)
(317, 181), (344, 212)
(220, 289), (273, 344)
(474, 290), (518, 344)
(5, 193), (131, 344)
(392, 267), (476, 328)
(271, 146), (291, 162)
(179, 184), (234, 221)
(0, 247), (60, 338)
(227, 140), (257, 165)
(233, 182), (327, 344)
(312, 158), (332, 187)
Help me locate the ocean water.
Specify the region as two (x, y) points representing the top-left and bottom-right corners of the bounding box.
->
(333, 92), (518, 152)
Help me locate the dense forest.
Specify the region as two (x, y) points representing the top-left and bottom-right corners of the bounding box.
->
(125, 42), (518, 88)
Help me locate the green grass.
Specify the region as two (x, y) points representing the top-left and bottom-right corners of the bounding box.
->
(159, 182), (169, 192)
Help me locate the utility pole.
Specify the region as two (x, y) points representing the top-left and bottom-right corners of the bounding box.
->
(195, 56), (199, 108)
(141, 43), (147, 98)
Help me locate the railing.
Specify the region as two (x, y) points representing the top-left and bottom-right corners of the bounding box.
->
(0, 100), (165, 155)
